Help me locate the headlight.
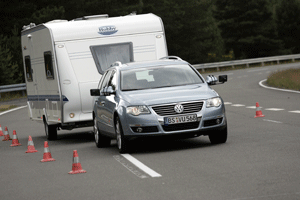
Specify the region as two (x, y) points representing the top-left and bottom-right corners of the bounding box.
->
(126, 106), (150, 116)
(206, 97), (222, 108)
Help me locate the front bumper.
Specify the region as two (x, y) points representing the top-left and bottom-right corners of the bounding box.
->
(121, 103), (226, 138)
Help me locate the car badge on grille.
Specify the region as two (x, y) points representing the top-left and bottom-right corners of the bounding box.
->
(174, 104), (184, 114)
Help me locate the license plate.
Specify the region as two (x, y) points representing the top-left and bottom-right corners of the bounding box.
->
(164, 115), (197, 125)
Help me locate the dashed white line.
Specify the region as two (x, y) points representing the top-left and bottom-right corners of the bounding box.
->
(231, 104), (245, 107)
(289, 110), (300, 114)
(121, 154), (162, 178)
(263, 119), (283, 124)
(265, 108), (285, 111)
(246, 106), (256, 109)
(224, 102), (232, 105)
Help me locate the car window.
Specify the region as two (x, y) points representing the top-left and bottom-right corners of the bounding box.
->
(98, 71), (109, 89)
(121, 64), (203, 91)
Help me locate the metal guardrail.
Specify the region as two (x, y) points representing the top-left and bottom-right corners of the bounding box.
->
(193, 54), (300, 72)
(0, 83), (26, 99)
(1, 54), (300, 99)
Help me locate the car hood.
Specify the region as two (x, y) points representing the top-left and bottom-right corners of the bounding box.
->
(120, 84), (219, 106)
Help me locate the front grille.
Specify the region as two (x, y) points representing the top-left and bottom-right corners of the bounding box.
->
(152, 101), (203, 116)
(162, 121), (200, 132)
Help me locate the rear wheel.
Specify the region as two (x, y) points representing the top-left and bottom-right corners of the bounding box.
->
(94, 116), (111, 148)
(209, 126), (227, 144)
(44, 120), (57, 140)
(115, 117), (128, 153)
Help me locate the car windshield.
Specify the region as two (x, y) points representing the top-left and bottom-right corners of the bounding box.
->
(121, 65), (204, 91)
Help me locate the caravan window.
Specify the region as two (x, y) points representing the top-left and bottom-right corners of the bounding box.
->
(90, 43), (133, 74)
(24, 56), (33, 82)
(44, 51), (54, 79)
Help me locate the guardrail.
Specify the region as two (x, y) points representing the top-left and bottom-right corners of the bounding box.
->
(1, 54), (300, 99)
(0, 83), (26, 99)
(193, 54), (300, 72)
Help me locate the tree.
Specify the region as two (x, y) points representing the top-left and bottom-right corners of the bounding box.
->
(276, 0), (300, 54)
(215, 0), (285, 59)
(0, 35), (19, 86)
(143, 0), (225, 64)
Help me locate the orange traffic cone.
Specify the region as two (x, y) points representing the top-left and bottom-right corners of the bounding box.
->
(0, 124), (4, 136)
(68, 150), (86, 174)
(2, 127), (12, 141)
(10, 130), (21, 147)
(41, 141), (55, 162)
(25, 136), (38, 153)
(254, 102), (265, 118)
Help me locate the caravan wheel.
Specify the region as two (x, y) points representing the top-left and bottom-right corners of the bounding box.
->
(44, 120), (57, 140)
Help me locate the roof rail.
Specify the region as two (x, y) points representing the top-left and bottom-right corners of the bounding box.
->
(110, 61), (122, 67)
(159, 56), (183, 61)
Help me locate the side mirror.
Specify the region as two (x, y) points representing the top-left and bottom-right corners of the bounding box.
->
(206, 75), (228, 85)
(90, 89), (100, 96)
(206, 75), (217, 85)
(219, 75), (227, 83)
(102, 86), (116, 96)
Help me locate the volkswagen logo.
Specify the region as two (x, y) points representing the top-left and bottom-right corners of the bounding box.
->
(174, 104), (184, 114)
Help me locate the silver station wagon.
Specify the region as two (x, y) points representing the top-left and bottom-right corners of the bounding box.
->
(90, 56), (228, 153)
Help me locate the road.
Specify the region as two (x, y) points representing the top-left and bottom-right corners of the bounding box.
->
(1, 63), (300, 200)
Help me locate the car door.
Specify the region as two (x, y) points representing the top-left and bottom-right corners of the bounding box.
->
(95, 70), (112, 132)
(97, 70), (117, 135)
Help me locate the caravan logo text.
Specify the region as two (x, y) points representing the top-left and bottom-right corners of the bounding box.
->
(98, 26), (118, 35)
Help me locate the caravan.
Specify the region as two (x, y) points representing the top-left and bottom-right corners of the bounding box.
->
(21, 13), (168, 140)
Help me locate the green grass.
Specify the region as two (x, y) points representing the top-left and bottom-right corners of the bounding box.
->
(0, 105), (18, 112)
(0, 91), (26, 102)
(267, 68), (300, 91)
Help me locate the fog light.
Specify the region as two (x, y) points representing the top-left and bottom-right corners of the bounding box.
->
(216, 118), (221, 124)
(69, 113), (75, 118)
(136, 127), (143, 133)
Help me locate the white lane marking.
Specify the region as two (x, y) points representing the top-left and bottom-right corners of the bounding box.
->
(231, 104), (245, 107)
(121, 154), (162, 178)
(289, 110), (300, 114)
(246, 106), (256, 109)
(0, 105), (27, 116)
(265, 108), (285, 111)
(263, 119), (283, 124)
(259, 79), (300, 94)
(224, 102), (232, 105)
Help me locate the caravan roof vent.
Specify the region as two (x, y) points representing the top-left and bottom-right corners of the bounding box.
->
(22, 23), (36, 30)
(160, 56), (183, 61)
(73, 14), (109, 21)
(46, 20), (68, 24)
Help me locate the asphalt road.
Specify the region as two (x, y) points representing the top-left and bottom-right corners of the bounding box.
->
(0, 63), (300, 200)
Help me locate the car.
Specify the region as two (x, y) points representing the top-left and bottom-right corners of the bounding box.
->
(90, 56), (228, 153)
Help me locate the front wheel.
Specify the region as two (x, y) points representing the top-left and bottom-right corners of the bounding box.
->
(44, 120), (57, 140)
(209, 126), (227, 144)
(115, 117), (128, 153)
(94, 116), (111, 148)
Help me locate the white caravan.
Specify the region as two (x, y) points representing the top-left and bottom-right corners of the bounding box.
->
(21, 13), (168, 140)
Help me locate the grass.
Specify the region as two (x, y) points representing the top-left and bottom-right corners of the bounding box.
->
(0, 105), (18, 112)
(266, 68), (300, 91)
(0, 91), (26, 102)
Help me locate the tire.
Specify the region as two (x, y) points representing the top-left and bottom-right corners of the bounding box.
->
(115, 117), (128, 153)
(44, 120), (57, 140)
(94, 116), (111, 148)
(209, 126), (227, 144)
